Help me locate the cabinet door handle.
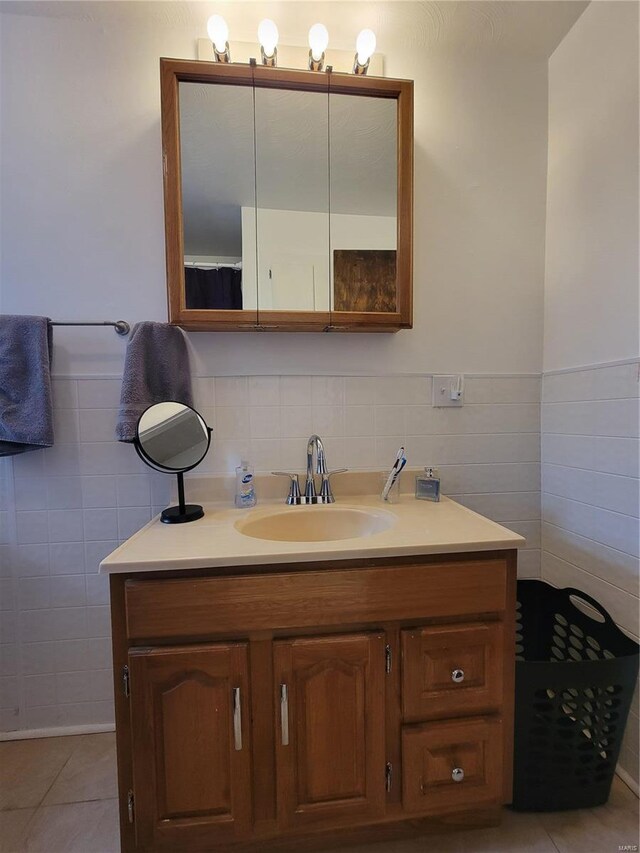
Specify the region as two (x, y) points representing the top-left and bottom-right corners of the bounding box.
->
(452, 767), (464, 782)
(280, 684), (289, 746)
(232, 687), (242, 751)
(451, 669), (465, 683)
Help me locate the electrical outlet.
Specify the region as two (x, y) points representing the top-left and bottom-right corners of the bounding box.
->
(432, 375), (464, 407)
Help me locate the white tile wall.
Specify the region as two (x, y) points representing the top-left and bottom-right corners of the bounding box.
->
(541, 360), (640, 784)
(0, 373), (541, 736)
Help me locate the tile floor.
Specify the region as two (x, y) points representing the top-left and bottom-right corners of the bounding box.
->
(0, 733), (638, 852)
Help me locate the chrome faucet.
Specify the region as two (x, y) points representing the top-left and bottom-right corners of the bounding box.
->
(305, 434), (326, 501)
(273, 434), (347, 504)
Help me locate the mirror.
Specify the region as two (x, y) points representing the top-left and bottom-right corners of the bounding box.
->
(162, 60), (413, 331)
(135, 402), (212, 523)
(329, 94), (397, 312)
(253, 87), (330, 314)
(179, 82), (256, 313)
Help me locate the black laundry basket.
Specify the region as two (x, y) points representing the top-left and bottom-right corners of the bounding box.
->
(513, 580), (639, 811)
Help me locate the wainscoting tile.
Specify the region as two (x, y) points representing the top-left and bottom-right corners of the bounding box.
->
(248, 376), (280, 407)
(77, 380), (121, 409)
(543, 494), (639, 557)
(2, 373), (543, 738)
(542, 399), (639, 438)
(543, 522), (639, 597)
(542, 433), (639, 477)
(214, 376), (248, 407)
(543, 463), (639, 516)
(464, 376), (542, 405)
(280, 375), (312, 406)
(51, 379), (78, 410)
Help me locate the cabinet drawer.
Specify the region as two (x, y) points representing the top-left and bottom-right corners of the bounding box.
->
(402, 717), (503, 814)
(124, 560), (507, 641)
(402, 622), (503, 721)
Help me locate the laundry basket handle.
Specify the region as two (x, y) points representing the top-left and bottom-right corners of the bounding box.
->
(562, 587), (616, 626)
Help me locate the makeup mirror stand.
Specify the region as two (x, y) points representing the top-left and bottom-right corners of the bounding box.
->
(161, 472), (205, 524)
(134, 401), (212, 524)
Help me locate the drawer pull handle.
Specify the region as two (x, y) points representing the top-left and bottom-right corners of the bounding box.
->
(451, 669), (465, 683)
(280, 684), (289, 746)
(452, 767), (465, 782)
(232, 687), (242, 751)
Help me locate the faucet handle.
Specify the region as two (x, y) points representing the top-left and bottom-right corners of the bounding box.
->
(319, 468), (348, 502)
(272, 472), (301, 505)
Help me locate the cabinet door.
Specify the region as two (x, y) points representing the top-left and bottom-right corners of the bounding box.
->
(402, 717), (503, 814)
(128, 643), (251, 849)
(402, 622), (503, 721)
(274, 632), (385, 830)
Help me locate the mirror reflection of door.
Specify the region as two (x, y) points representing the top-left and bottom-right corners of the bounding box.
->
(179, 82), (256, 312)
(329, 95), (398, 313)
(253, 87), (330, 314)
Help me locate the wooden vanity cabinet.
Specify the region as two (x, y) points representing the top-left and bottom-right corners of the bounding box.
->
(274, 633), (386, 831)
(110, 550), (517, 852)
(127, 643), (252, 849)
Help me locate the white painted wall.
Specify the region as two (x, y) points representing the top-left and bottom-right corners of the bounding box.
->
(543, 1), (640, 372)
(0, 5), (548, 377)
(541, 1), (640, 785)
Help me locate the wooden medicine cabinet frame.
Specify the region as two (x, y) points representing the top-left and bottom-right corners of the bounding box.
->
(160, 58), (414, 332)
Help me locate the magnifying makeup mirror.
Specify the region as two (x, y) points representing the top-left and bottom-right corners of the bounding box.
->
(134, 401), (212, 524)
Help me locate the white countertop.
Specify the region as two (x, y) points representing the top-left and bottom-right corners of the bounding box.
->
(99, 495), (524, 574)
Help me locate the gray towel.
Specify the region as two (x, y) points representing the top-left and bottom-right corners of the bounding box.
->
(0, 315), (54, 456)
(116, 321), (194, 442)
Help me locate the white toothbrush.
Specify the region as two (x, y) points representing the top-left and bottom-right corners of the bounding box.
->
(382, 446), (406, 501)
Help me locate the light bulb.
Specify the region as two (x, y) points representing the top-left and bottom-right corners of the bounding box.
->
(355, 28), (376, 65)
(258, 18), (279, 57)
(207, 15), (229, 53)
(308, 23), (329, 62)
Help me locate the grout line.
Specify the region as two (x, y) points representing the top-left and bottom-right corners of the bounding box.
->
(38, 794), (120, 809)
(8, 804), (40, 850)
(37, 748), (76, 810)
(448, 490), (541, 496)
(543, 462), (639, 481)
(542, 426), (639, 436)
(541, 431), (638, 439)
(411, 461), (541, 467)
(543, 357), (640, 375)
(615, 765), (640, 797)
(544, 825), (563, 853)
(53, 372), (545, 380)
(542, 460), (639, 478)
(543, 396), (639, 404)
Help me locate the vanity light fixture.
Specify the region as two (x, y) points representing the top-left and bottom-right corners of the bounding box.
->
(207, 14), (230, 62)
(308, 23), (329, 71)
(258, 18), (279, 66)
(353, 28), (376, 75)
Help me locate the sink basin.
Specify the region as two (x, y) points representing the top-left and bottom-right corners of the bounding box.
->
(235, 505), (395, 543)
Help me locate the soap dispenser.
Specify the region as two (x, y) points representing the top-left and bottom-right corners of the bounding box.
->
(235, 460), (257, 508)
(415, 467), (440, 502)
